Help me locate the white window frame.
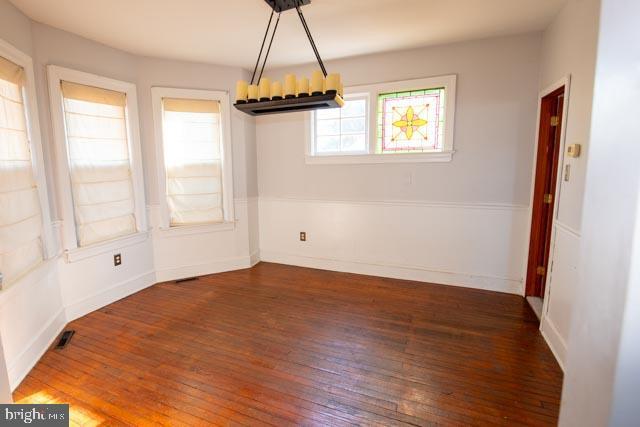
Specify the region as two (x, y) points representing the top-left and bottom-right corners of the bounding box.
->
(0, 39), (55, 261)
(151, 87), (235, 232)
(310, 93), (370, 156)
(306, 74), (457, 164)
(47, 65), (148, 258)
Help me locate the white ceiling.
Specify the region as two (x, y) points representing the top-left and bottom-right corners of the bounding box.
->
(10, 0), (566, 69)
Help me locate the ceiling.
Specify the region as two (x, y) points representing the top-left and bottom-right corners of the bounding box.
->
(10, 0), (566, 69)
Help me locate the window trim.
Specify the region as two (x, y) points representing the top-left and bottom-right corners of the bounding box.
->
(0, 39), (56, 261)
(47, 65), (148, 252)
(306, 74), (457, 164)
(151, 86), (235, 231)
(309, 93), (370, 156)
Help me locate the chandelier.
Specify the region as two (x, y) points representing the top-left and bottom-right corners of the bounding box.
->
(234, 0), (344, 116)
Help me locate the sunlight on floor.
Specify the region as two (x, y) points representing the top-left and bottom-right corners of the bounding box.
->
(17, 391), (105, 426)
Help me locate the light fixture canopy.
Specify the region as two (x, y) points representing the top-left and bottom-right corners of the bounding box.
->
(263, 0), (311, 13)
(234, 0), (343, 116)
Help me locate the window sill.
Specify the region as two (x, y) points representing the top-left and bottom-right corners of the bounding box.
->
(65, 231), (150, 263)
(305, 151), (454, 165)
(154, 221), (236, 238)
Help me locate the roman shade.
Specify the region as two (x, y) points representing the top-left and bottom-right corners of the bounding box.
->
(0, 55), (43, 286)
(161, 97), (224, 225)
(61, 80), (136, 246)
(0, 55), (24, 86)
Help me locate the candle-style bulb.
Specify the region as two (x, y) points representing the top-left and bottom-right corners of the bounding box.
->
(297, 78), (309, 97)
(258, 77), (271, 101)
(310, 70), (324, 96)
(235, 80), (248, 103)
(247, 84), (259, 102)
(284, 74), (297, 99)
(326, 73), (340, 95)
(271, 81), (283, 100)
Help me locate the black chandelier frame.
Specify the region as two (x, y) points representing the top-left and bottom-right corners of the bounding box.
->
(234, 0), (343, 116)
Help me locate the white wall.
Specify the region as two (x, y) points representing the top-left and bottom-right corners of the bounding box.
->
(26, 24), (158, 324)
(28, 22), (260, 310)
(134, 56), (259, 280)
(0, 0), (67, 393)
(0, 0), (32, 56)
(559, 0), (640, 423)
(256, 34), (541, 294)
(259, 34), (541, 204)
(537, 0), (600, 367)
(0, 0), (259, 392)
(0, 259), (66, 387)
(0, 334), (11, 403)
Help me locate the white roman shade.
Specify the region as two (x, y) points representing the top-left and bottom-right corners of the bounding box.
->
(0, 55), (43, 286)
(61, 80), (136, 246)
(162, 97), (224, 226)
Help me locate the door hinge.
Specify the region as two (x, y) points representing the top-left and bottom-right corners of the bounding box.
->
(543, 193), (553, 204)
(536, 266), (546, 276)
(550, 116), (559, 126)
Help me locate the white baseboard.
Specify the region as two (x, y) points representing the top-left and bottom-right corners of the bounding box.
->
(155, 254), (257, 283)
(260, 250), (522, 294)
(65, 270), (156, 322)
(540, 313), (567, 370)
(8, 308), (66, 390)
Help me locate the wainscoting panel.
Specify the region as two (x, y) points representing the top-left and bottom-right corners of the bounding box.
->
(540, 221), (581, 369)
(151, 198), (259, 282)
(259, 197), (529, 294)
(0, 260), (66, 389)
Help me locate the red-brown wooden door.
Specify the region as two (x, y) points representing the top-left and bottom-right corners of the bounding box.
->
(526, 86), (565, 297)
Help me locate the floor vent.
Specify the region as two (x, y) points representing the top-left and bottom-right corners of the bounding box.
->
(56, 330), (75, 349)
(175, 277), (199, 283)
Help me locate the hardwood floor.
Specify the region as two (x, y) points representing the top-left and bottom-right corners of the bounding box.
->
(14, 262), (563, 426)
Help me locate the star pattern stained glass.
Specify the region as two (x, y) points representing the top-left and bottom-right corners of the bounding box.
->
(377, 88), (446, 153)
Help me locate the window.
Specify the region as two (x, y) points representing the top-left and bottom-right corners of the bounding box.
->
(0, 56), (43, 285)
(48, 66), (147, 252)
(60, 82), (136, 246)
(312, 95), (368, 155)
(0, 41), (52, 288)
(307, 75), (456, 164)
(152, 88), (234, 229)
(378, 88), (445, 153)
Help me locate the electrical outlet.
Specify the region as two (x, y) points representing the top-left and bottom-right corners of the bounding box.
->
(114, 253), (122, 266)
(299, 231), (306, 241)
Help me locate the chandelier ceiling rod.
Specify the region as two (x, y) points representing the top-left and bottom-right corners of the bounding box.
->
(256, 12), (281, 84)
(295, 4), (327, 77)
(250, 9), (275, 85)
(250, 0), (328, 83)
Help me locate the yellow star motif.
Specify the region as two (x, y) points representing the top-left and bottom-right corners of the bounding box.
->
(392, 106), (428, 140)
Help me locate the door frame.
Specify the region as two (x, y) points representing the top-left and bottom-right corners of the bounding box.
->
(521, 76), (571, 308)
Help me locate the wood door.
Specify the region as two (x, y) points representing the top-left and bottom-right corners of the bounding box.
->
(526, 86), (565, 297)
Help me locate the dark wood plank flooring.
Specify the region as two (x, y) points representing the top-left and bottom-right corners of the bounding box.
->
(14, 262), (563, 426)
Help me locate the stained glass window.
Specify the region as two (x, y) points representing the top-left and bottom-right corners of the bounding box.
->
(314, 96), (367, 154)
(377, 88), (446, 153)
